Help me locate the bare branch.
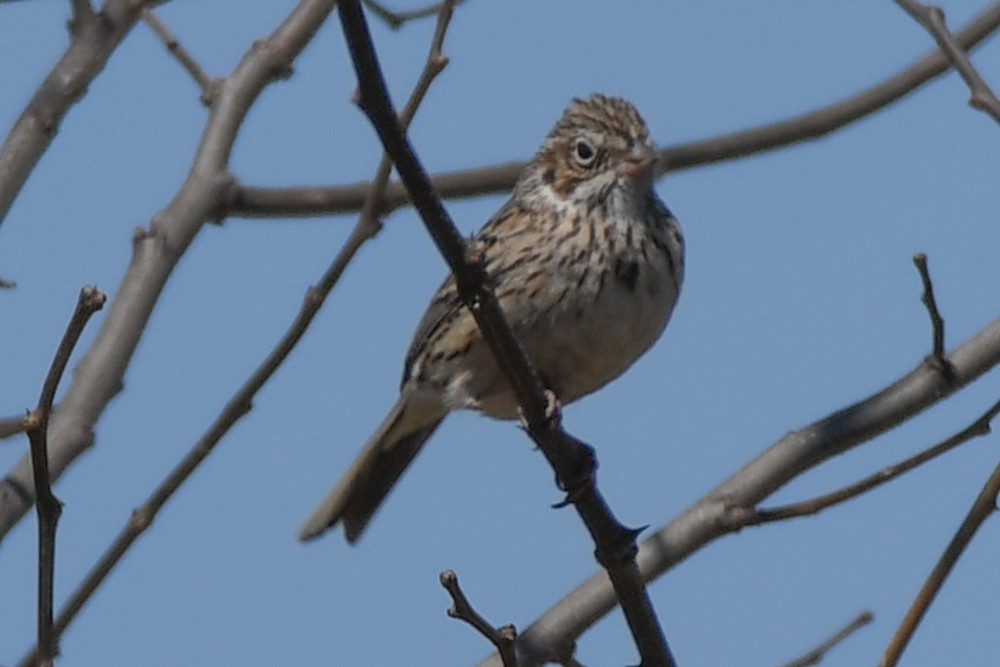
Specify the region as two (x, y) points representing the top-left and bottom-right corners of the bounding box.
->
(15, 5), (455, 662)
(141, 7), (215, 101)
(743, 397), (1000, 526)
(26, 286), (106, 667)
(363, 0), (462, 29)
(0, 0), (154, 231)
(337, 2), (676, 666)
(479, 312), (1000, 667)
(229, 2), (1000, 220)
(356, 0), (455, 237)
(879, 458), (1000, 667)
(0, 415), (28, 440)
(913, 253), (948, 369)
(440, 570), (519, 667)
(780, 611), (874, 667)
(0, 0), (338, 542)
(895, 0), (1000, 124)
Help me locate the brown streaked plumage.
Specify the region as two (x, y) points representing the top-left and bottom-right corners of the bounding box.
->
(300, 94), (685, 543)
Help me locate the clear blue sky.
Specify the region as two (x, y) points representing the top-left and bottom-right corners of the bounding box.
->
(2, 2), (1000, 666)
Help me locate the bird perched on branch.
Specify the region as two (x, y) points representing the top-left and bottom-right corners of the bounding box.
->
(300, 94), (685, 543)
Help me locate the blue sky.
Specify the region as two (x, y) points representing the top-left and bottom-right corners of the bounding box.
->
(2, 2), (1000, 666)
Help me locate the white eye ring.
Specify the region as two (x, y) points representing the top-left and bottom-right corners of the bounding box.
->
(573, 138), (597, 167)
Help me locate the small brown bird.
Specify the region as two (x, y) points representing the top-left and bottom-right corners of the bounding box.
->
(300, 94), (685, 543)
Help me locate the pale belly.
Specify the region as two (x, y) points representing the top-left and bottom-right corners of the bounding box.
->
(461, 249), (680, 420)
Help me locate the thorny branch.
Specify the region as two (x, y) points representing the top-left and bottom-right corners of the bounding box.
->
(480, 314), (1000, 667)
(1, 3), (999, 666)
(440, 570), (519, 667)
(337, 2), (676, 665)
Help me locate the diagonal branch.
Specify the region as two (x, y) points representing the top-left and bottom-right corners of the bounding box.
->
(744, 396), (1000, 526)
(336, 2), (677, 665)
(780, 611), (873, 667)
(477, 311), (1000, 667)
(141, 7), (215, 100)
(0, 0), (339, 543)
(894, 0), (1000, 123)
(15, 5), (454, 664)
(878, 457), (1000, 667)
(0, 0), (157, 231)
(229, 1), (1000, 220)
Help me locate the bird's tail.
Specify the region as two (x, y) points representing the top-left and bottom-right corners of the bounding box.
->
(298, 398), (444, 543)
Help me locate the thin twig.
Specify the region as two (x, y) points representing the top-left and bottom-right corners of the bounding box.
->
(913, 253), (948, 370)
(362, 0), (461, 29)
(0, 0), (339, 542)
(879, 458), (1000, 667)
(481, 314), (1000, 667)
(780, 611), (874, 667)
(230, 2), (1000, 220)
(141, 7), (215, 101)
(356, 0), (455, 237)
(1, 415), (29, 440)
(336, 3), (676, 666)
(741, 397), (1000, 526)
(895, 0), (1000, 124)
(15, 5), (456, 665)
(25, 286), (106, 667)
(440, 570), (519, 667)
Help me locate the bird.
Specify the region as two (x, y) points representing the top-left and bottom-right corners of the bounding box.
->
(300, 94), (685, 543)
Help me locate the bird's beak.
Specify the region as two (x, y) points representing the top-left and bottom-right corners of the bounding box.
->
(618, 145), (657, 178)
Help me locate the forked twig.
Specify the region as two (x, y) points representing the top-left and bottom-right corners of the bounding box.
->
(780, 611), (873, 667)
(363, 0), (462, 29)
(741, 397), (1000, 526)
(879, 458), (1000, 666)
(895, 0), (1000, 123)
(26, 286), (106, 667)
(15, 5), (458, 665)
(440, 570), (518, 667)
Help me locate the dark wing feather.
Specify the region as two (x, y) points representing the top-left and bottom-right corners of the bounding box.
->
(400, 196), (526, 388)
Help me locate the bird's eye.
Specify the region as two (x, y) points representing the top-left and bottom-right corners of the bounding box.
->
(573, 139), (596, 167)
